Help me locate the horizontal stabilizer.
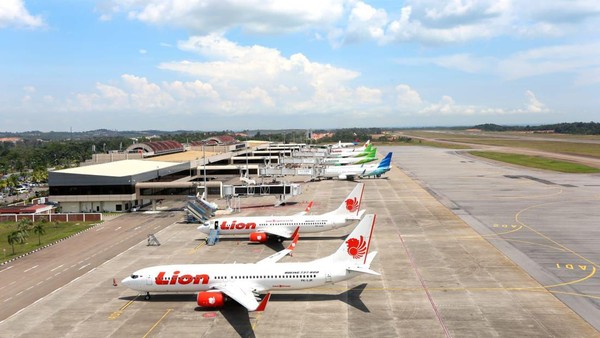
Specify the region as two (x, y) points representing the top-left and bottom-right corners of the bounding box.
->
(347, 266), (381, 276)
(346, 209), (366, 221)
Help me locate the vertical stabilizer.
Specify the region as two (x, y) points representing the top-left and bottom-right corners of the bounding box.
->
(377, 152), (392, 169)
(329, 214), (376, 264)
(328, 183), (365, 218)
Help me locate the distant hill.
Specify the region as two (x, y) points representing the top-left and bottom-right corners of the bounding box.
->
(473, 122), (600, 135)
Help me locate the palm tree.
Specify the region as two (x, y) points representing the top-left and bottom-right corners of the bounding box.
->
(7, 231), (24, 255)
(17, 218), (32, 237)
(32, 222), (46, 246)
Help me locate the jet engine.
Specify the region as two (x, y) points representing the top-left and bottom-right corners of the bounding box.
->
(249, 232), (268, 242)
(197, 292), (226, 308)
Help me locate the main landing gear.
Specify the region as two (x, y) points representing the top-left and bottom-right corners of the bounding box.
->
(144, 292), (151, 300)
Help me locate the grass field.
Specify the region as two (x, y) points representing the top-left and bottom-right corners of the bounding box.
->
(1, 221), (97, 261)
(402, 130), (600, 159)
(469, 151), (600, 173)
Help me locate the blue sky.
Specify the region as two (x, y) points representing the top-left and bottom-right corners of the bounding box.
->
(1, 0), (599, 132)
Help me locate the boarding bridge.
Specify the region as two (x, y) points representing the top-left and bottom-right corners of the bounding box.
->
(222, 182), (302, 207)
(279, 157), (324, 165)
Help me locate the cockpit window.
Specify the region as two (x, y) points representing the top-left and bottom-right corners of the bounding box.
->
(131, 274), (139, 279)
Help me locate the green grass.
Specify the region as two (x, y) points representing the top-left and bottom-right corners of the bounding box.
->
(402, 130), (600, 159)
(469, 151), (600, 173)
(1, 221), (97, 261)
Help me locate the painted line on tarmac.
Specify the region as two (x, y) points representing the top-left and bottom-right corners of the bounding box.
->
(143, 309), (173, 338)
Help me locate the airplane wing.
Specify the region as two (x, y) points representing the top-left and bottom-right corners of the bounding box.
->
(256, 228), (299, 264)
(263, 226), (296, 239)
(211, 283), (270, 311)
(294, 201), (313, 216)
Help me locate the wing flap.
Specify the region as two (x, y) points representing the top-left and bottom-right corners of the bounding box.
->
(213, 283), (262, 311)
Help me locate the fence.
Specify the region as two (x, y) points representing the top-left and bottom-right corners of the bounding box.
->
(0, 213), (102, 223)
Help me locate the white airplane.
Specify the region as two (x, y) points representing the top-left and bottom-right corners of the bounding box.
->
(197, 183), (365, 242)
(121, 214), (379, 311)
(321, 152), (393, 180)
(330, 140), (370, 155)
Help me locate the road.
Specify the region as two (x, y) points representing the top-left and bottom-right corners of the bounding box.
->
(0, 209), (183, 322)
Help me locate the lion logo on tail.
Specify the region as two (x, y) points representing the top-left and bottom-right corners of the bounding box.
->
(345, 236), (367, 259)
(345, 197), (359, 212)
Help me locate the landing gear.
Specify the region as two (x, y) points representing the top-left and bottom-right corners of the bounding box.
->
(144, 292), (151, 300)
(276, 236), (284, 243)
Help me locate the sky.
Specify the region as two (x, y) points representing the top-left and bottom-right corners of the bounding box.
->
(1, 0), (599, 132)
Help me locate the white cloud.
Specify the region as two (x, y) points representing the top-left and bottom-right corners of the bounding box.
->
(101, 0), (345, 34)
(0, 0), (44, 28)
(523, 90), (548, 113)
(139, 49), (147, 54)
(343, 0), (600, 45)
(416, 90), (549, 116)
(397, 42), (600, 84)
(395, 84), (422, 107)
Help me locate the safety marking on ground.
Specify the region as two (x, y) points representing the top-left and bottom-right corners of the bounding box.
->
(496, 187), (563, 200)
(515, 202), (600, 270)
(487, 238), (566, 252)
(188, 241), (206, 255)
(142, 308), (173, 338)
(108, 295), (138, 320)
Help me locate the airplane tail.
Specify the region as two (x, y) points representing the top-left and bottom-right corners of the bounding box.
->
(326, 183), (365, 220)
(327, 214), (379, 274)
(377, 152), (392, 169)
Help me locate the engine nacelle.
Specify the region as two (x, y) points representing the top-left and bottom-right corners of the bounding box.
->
(197, 292), (226, 308)
(249, 232), (268, 242)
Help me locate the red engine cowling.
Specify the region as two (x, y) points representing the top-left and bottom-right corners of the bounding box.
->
(249, 232), (268, 242)
(197, 292), (226, 308)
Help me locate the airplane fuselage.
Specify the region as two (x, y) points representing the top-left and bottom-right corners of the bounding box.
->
(201, 214), (351, 236)
(123, 262), (357, 294)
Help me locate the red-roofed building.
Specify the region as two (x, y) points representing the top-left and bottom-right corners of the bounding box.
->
(0, 204), (53, 214)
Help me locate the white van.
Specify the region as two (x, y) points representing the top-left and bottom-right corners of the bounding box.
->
(15, 187), (29, 194)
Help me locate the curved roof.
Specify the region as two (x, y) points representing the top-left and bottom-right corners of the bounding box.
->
(191, 135), (237, 146)
(125, 140), (184, 156)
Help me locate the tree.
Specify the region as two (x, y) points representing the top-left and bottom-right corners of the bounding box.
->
(7, 231), (24, 255)
(17, 218), (32, 238)
(32, 222), (46, 246)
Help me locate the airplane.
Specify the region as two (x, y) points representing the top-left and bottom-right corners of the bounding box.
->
(330, 140), (370, 155)
(320, 152), (393, 180)
(121, 214), (379, 312)
(327, 143), (374, 158)
(197, 183), (365, 242)
(323, 148), (378, 166)
(330, 140), (358, 149)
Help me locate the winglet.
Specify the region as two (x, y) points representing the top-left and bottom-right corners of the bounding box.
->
(255, 293), (271, 312)
(286, 227), (300, 253)
(304, 201), (313, 214)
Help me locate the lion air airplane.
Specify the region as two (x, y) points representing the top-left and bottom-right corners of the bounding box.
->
(121, 214), (379, 312)
(197, 183), (365, 242)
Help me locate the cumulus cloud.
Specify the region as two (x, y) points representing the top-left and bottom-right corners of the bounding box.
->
(99, 0), (345, 34)
(342, 0), (600, 45)
(415, 90), (549, 116)
(0, 0), (44, 28)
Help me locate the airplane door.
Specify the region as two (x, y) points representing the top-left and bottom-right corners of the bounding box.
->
(146, 275), (153, 285)
(214, 221), (219, 230)
(326, 273), (332, 283)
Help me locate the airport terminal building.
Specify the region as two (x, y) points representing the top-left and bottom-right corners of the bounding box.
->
(48, 160), (191, 213)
